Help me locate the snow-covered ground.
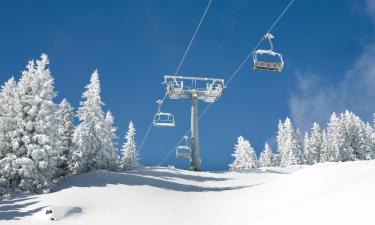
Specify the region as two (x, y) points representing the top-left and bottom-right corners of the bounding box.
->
(1, 160), (374, 225)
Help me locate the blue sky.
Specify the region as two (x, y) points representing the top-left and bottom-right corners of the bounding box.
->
(0, 0), (374, 170)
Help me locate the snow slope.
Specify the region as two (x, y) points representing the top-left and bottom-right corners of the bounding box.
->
(1, 160), (374, 225)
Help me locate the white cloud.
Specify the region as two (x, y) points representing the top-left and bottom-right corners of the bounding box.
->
(366, 0), (375, 21)
(289, 2), (375, 131)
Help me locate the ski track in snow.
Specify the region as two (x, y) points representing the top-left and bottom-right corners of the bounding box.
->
(1, 160), (374, 225)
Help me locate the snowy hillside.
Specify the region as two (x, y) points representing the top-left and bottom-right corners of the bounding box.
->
(1, 160), (374, 225)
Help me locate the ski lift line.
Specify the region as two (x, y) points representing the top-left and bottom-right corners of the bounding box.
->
(138, 120), (153, 154)
(265, 0), (295, 38)
(138, 0), (213, 154)
(158, 0), (295, 166)
(156, 0), (212, 112)
(172, 0), (213, 88)
(226, 0), (294, 86)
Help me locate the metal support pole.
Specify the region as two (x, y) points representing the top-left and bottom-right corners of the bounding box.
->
(190, 91), (200, 171)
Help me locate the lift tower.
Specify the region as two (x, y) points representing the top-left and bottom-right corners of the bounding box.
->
(163, 75), (225, 171)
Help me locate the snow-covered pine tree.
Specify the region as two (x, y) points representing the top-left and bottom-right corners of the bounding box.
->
(0, 77), (19, 195)
(10, 54), (60, 193)
(229, 136), (257, 170)
(0, 155), (17, 195)
(322, 113), (341, 161)
(323, 111), (371, 162)
(102, 111), (118, 170)
(70, 70), (118, 174)
(295, 128), (305, 164)
(347, 112), (371, 161)
(120, 121), (139, 170)
(320, 129), (329, 162)
(277, 118), (304, 167)
(303, 132), (311, 163)
(364, 123), (375, 160)
(275, 119), (286, 168)
(276, 120), (286, 162)
(0, 77), (18, 159)
(54, 99), (74, 178)
(272, 153), (281, 167)
(259, 142), (274, 167)
(304, 122), (323, 164)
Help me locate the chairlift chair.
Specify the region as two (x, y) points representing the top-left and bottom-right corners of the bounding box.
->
(176, 136), (191, 158)
(153, 112), (175, 127)
(253, 33), (284, 72)
(153, 99), (176, 127)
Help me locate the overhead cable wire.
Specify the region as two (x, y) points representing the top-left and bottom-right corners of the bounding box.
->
(158, 0), (295, 166)
(138, 0), (213, 154)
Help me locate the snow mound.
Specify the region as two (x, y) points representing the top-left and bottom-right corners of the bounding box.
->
(0, 160), (374, 225)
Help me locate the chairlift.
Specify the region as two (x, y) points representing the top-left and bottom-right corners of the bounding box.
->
(253, 33), (284, 72)
(153, 112), (175, 127)
(153, 99), (175, 127)
(176, 136), (191, 158)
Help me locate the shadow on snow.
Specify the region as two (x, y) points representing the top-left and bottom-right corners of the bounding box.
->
(55, 168), (257, 192)
(210, 168), (291, 175)
(0, 168), (266, 220)
(0, 194), (45, 220)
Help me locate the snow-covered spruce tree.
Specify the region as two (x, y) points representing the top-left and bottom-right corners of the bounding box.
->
(303, 132), (311, 162)
(0, 77), (18, 159)
(364, 123), (375, 159)
(259, 142), (274, 167)
(11, 54), (60, 193)
(0, 77), (19, 195)
(295, 128), (305, 164)
(103, 111), (118, 167)
(272, 153), (281, 167)
(120, 121), (139, 170)
(229, 136), (257, 170)
(70, 70), (118, 174)
(276, 120), (286, 162)
(320, 129), (329, 162)
(54, 99), (74, 178)
(323, 111), (371, 162)
(321, 113), (341, 162)
(304, 122), (323, 164)
(277, 118), (304, 167)
(346, 112), (369, 161)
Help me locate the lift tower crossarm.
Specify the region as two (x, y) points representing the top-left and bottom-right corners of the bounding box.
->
(164, 75), (224, 82)
(163, 75), (225, 104)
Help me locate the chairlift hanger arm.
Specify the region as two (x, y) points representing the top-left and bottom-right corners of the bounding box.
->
(156, 99), (163, 112)
(264, 33), (274, 51)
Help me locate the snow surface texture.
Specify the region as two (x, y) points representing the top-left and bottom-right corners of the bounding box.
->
(0, 160), (374, 225)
